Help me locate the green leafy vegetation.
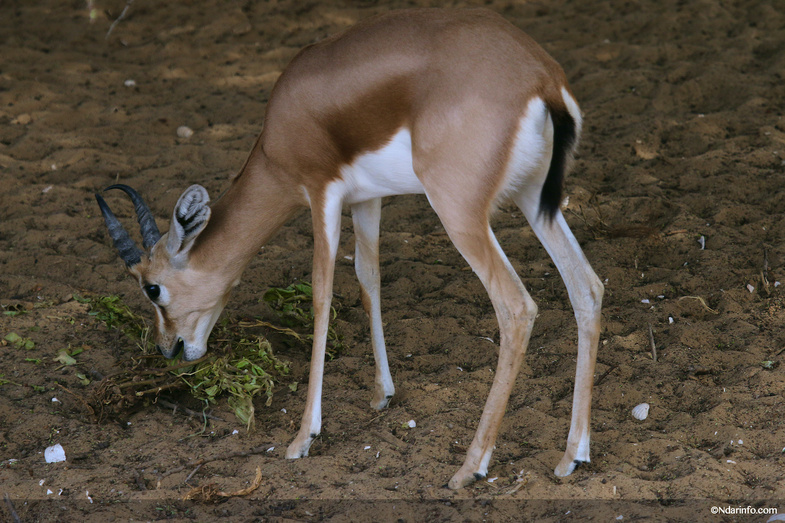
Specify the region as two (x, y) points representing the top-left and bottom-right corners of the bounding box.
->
(4, 332), (35, 350)
(75, 294), (148, 341)
(76, 293), (293, 428)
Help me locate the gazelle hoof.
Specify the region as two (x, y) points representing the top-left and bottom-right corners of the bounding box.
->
(447, 469), (484, 490)
(554, 457), (586, 477)
(285, 433), (317, 459)
(370, 393), (394, 410)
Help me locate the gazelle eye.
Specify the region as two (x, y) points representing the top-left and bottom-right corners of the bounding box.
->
(144, 284), (161, 301)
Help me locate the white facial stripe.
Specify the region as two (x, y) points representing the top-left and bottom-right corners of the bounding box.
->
(156, 285), (170, 306)
(181, 305), (224, 361)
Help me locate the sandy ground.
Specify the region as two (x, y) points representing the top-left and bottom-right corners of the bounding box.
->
(2, 0), (785, 521)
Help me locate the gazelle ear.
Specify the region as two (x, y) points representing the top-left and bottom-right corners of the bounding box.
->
(166, 185), (211, 258)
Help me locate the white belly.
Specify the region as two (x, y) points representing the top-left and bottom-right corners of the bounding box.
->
(337, 128), (424, 205)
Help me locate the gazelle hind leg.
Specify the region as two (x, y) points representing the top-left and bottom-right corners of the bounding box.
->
(518, 195), (603, 476)
(423, 189), (538, 489)
(286, 191), (343, 459)
(351, 198), (395, 409)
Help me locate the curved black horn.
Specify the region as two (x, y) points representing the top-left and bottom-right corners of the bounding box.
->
(95, 192), (143, 267)
(104, 184), (162, 249)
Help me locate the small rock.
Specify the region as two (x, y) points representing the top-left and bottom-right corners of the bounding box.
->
(177, 125), (194, 139)
(12, 114), (32, 125)
(44, 444), (66, 463)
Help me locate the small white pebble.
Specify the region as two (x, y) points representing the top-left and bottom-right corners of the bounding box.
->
(364, 446), (371, 450)
(407, 420), (416, 428)
(46, 489), (53, 495)
(124, 79), (136, 87)
(641, 299), (650, 304)
(39, 479), (45, 486)
(668, 316), (674, 324)
(747, 284), (755, 293)
(176, 125), (194, 138)
(738, 439), (743, 445)
(726, 459), (736, 464)
(51, 397), (60, 403)
(44, 444), (66, 463)
(231, 429), (239, 435)
(631, 403), (649, 421)
(616, 516), (624, 521)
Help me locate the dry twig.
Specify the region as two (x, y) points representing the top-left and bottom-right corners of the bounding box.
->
(182, 467), (263, 502)
(56, 382), (95, 417)
(3, 493), (21, 523)
(677, 296), (719, 314)
(156, 398), (225, 422)
(156, 445), (272, 485)
(594, 364), (618, 387)
(761, 244), (771, 295)
(647, 323), (658, 362)
(106, 0), (134, 39)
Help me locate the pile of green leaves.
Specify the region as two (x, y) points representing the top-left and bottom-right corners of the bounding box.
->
(178, 334), (289, 430)
(77, 293), (292, 428)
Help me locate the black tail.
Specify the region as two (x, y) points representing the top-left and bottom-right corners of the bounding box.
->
(539, 104), (577, 220)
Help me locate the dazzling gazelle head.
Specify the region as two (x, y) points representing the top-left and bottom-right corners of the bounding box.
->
(96, 184), (232, 361)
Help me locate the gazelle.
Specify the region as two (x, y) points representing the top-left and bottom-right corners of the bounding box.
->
(96, 8), (603, 489)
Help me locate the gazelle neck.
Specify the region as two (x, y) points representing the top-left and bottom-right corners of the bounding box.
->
(189, 149), (306, 279)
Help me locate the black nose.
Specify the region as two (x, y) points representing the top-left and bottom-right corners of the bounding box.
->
(158, 338), (184, 359)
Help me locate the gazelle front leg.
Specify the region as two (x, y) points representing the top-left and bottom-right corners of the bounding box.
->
(286, 191), (343, 459)
(351, 198), (395, 410)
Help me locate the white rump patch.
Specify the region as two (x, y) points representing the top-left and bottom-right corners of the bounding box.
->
(561, 86), (583, 138)
(497, 97), (552, 207)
